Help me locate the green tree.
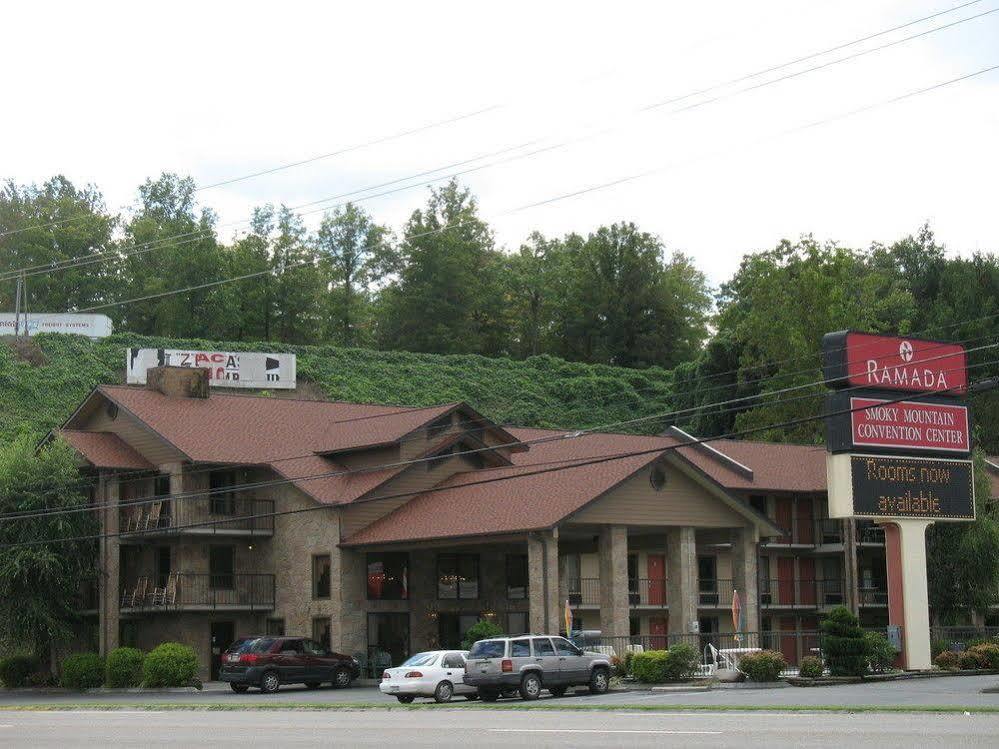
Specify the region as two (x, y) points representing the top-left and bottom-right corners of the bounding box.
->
(269, 206), (324, 344)
(378, 180), (510, 356)
(503, 232), (574, 359)
(0, 437), (97, 659)
(0, 176), (119, 314)
(316, 203), (393, 347)
(225, 207), (276, 341)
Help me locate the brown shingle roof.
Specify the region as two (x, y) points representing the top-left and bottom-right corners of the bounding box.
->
(59, 430), (155, 470)
(675, 439), (828, 493)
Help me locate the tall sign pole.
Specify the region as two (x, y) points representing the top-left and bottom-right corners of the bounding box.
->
(823, 331), (974, 670)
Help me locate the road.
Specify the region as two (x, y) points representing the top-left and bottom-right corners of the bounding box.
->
(1, 708), (998, 747)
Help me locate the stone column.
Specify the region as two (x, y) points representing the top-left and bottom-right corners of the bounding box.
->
(598, 526), (630, 637)
(730, 526), (759, 634)
(666, 527), (697, 636)
(99, 473), (120, 655)
(333, 541), (367, 658)
(528, 530), (560, 633)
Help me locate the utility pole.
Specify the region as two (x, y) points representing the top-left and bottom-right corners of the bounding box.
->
(12, 272), (24, 337)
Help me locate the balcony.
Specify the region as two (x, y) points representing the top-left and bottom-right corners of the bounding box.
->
(629, 578), (668, 607)
(120, 573), (275, 613)
(759, 579), (846, 608)
(763, 519), (843, 548)
(566, 578), (600, 607)
(697, 578), (734, 608)
(856, 521), (885, 545)
(858, 584), (889, 607)
(119, 496), (275, 538)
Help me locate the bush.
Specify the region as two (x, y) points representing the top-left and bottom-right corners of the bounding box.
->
(931, 640), (949, 659)
(959, 649), (981, 670)
(0, 655), (37, 688)
(631, 650), (669, 683)
(142, 643), (198, 688)
(934, 650), (961, 670)
(967, 643), (999, 670)
(821, 607), (869, 676)
(105, 647), (145, 688)
(462, 620), (504, 651)
(738, 650), (786, 682)
(798, 656), (824, 678)
(25, 671), (56, 688)
(622, 650), (635, 676)
(662, 643), (700, 680)
(864, 632), (897, 673)
(60, 653), (104, 690)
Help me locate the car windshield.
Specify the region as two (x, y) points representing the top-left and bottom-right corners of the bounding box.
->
(468, 640), (505, 659)
(249, 638), (276, 653)
(229, 638), (264, 654)
(400, 652), (439, 667)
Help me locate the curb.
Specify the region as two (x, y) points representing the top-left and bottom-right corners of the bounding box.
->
(788, 669), (999, 687)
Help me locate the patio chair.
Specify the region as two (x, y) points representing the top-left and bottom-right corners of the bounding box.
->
(594, 645), (617, 658)
(121, 576), (149, 608)
(143, 501), (163, 531)
(122, 507), (143, 533)
(625, 644), (645, 654)
(150, 573), (178, 606)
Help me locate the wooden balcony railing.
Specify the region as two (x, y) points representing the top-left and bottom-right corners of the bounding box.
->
(119, 497), (275, 537)
(120, 573), (275, 612)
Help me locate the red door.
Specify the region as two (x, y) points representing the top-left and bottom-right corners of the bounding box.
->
(649, 616), (667, 650)
(798, 558), (816, 606)
(775, 497), (793, 543)
(796, 499), (814, 545)
(779, 617), (798, 665)
(777, 557), (795, 605)
(647, 554), (666, 606)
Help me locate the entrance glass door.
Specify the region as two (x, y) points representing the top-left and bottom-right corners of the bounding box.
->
(368, 613), (410, 670)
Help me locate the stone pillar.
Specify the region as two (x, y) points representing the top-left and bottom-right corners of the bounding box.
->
(99, 473), (120, 655)
(730, 526), (759, 634)
(528, 530), (560, 634)
(333, 542), (367, 658)
(598, 526), (630, 637)
(666, 527), (697, 635)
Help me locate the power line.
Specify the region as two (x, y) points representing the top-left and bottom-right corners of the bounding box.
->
(2, 1), (991, 284)
(3, 372), (987, 549)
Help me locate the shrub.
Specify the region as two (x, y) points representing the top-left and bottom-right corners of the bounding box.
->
(142, 643), (198, 688)
(662, 643), (700, 680)
(931, 640), (949, 659)
(462, 620), (504, 651)
(967, 643), (999, 670)
(934, 650), (961, 670)
(622, 650), (635, 676)
(820, 607), (869, 676)
(631, 650), (669, 683)
(105, 647), (145, 688)
(610, 655), (626, 678)
(798, 656), (824, 678)
(0, 655), (37, 688)
(60, 653), (104, 690)
(864, 632), (897, 673)
(959, 649), (981, 670)
(738, 650), (786, 682)
(25, 671), (56, 688)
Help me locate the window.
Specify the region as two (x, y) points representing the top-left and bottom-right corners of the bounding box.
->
(312, 554), (331, 599)
(442, 653), (465, 669)
(304, 638), (327, 656)
(266, 618), (285, 636)
(649, 465), (668, 491)
(437, 554), (479, 599)
(505, 554), (528, 599)
(510, 639), (531, 657)
(507, 611), (528, 635)
(402, 653), (439, 667)
(553, 637), (582, 657)
(279, 639), (304, 654)
(209, 470), (237, 515)
(366, 553), (409, 600)
(532, 637), (555, 656)
(468, 640), (505, 659)
(312, 619), (330, 652)
(209, 546), (235, 590)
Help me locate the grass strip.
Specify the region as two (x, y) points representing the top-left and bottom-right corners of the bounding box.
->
(1, 703), (998, 714)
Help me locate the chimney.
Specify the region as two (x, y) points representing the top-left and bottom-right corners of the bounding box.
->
(146, 366), (210, 399)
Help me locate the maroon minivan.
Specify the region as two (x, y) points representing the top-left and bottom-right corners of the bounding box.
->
(220, 636), (360, 693)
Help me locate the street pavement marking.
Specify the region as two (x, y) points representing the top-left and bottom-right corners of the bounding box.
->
(489, 728), (723, 735)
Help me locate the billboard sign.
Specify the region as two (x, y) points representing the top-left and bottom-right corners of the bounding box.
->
(822, 331), (967, 394)
(825, 392), (970, 456)
(126, 348), (296, 390)
(826, 453), (975, 521)
(0, 312), (113, 338)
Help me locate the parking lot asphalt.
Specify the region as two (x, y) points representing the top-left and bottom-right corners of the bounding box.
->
(2, 674), (999, 709)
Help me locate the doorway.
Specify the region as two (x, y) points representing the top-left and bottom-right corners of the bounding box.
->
(210, 621), (235, 680)
(368, 613), (410, 669)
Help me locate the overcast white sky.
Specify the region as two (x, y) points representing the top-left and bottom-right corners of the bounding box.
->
(2, 0), (997, 286)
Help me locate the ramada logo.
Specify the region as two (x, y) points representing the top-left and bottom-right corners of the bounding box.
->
(899, 340), (913, 363)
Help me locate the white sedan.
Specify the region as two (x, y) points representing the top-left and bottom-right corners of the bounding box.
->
(379, 650), (477, 703)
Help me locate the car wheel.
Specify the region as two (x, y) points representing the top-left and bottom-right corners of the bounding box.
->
(519, 672), (542, 701)
(332, 667), (353, 689)
(433, 681), (454, 703)
(259, 671), (280, 694)
(229, 683), (249, 693)
(549, 686), (567, 697)
(479, 690), (500, 702)
(589, 667), (609, 694)
(304, 682), (322, 690)
(396, 695), (415, 704)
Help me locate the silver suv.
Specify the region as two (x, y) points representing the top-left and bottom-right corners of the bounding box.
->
(463, 634), (612, 701)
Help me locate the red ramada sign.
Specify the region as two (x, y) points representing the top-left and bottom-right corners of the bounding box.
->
(850, 397), (969, 453)
(822, 331), (967, 394)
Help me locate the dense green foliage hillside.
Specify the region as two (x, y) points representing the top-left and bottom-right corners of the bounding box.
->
(0, 333), (676, 442)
